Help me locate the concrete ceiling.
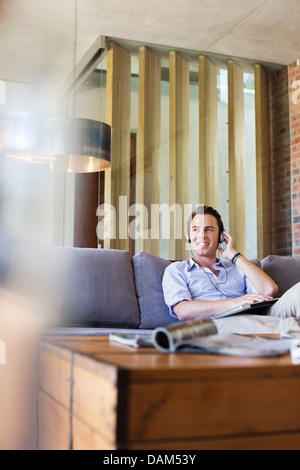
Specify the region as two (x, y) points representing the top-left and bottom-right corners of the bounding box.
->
(1, 0), (300, 87)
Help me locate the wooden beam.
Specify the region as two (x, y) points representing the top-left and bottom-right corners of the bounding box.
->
(255, 64), (272, 259)
(74, 173), (99, 248)
(137, 46), (161, 255)
(228, 59), (246, 254)
(169, 51), (190, 260)
(105, 42), (131, 250)
(199, 55), (218, 208)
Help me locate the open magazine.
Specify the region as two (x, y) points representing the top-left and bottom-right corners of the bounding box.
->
(109, 319), (296, 358)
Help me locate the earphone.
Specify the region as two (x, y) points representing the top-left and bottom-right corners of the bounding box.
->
(219, 232), (225, 244)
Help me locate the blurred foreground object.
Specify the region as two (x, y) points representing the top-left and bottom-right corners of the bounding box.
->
(0, 289), (42, 449)
(0, 233), (74, 449)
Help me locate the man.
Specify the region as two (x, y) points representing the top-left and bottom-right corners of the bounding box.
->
(162, 205), (299, 321)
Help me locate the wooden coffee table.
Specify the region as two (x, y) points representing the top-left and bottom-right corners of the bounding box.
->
(38, 334), (300, 450)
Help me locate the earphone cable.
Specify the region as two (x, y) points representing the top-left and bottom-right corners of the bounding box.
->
(192, 257), (230, 298)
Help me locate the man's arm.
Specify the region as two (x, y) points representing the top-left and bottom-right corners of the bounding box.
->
(220, 231), (278, 298)
(233, 255), (278, 297)
(174, 292), (274, 321)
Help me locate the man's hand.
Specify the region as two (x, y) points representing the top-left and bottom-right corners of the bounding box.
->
(233, 293), (274, 306)
(218, 231), (238, 261)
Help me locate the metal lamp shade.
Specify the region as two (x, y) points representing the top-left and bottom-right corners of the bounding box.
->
(44, 117), (112, 173)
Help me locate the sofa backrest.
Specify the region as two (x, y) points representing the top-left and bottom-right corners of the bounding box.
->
(53, 247), (141, 328)
(132, 252), (179, 329)
(0, 237), (141, 329)
(261, 255), (300, 297)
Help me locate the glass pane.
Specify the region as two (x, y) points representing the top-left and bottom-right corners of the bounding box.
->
(217, 68), (229, 234)
(244, 71), (257, 259)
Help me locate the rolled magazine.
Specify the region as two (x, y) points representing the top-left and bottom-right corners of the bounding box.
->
(152, 319), (217, 352)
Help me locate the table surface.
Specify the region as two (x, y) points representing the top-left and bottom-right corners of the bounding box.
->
(41, 333), (300, 380)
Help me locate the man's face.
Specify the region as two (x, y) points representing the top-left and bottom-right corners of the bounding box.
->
(189, 214), (220, 258)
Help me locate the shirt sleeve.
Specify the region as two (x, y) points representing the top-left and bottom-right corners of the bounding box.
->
(233, 263), (258, 295)
(245, 276), (257, 294)
(162, 262), (192, 318)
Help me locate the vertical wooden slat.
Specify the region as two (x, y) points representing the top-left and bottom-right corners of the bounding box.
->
(169, 51), (190, 260)
(103, 166), (112, 248)
(105, 42), (131, 250)
(255, 64), (272, 259)
(137, 46), (161, 255)
(129, 133), (137, 257)
(199, 55), (218, 208)
(228, 59), (246, 254)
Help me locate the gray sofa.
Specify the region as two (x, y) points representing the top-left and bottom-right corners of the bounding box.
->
(53, 248), (300, 330)
(1, 237), (300, 333)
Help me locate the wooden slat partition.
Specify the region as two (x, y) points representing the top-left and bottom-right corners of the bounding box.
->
(105, 42), (131, 250)
(199, 56), (218, 208)
(101, 42), (264, 259)
(255, 64), (272, 259)
(228, 59), (246, 254)
(137, 46), (161, 255)
(169, 51), (190, 260)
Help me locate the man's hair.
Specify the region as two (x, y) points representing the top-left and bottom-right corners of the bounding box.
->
(186, 205), (224, 243)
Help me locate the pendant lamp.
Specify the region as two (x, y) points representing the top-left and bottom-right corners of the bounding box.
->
(1, 0), (112, 173)
(44, 117), (111, 173)
(44, 0), (112, 173)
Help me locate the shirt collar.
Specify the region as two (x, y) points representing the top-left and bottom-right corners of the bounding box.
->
(188, 257), (226, 271)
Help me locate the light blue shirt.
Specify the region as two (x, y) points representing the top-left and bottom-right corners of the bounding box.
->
(162, 258), (256, 318)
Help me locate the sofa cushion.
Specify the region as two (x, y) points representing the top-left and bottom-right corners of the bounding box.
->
(261, 255), (300, 297)
(132, 252), (179, 329)
(52, 247), (141, 328)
